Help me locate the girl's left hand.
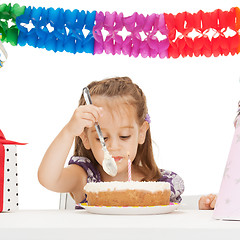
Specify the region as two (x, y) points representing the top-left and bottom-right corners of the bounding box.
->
(198, 194), (217, 210)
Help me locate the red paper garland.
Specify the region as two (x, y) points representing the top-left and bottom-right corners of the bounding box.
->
(164, 7), (240, 58)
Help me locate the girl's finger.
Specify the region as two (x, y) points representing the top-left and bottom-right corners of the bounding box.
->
(81, 112), (98, 124)
(81, 118), (95, 129)
(205, 198), (210, 204)
(80, 105), (103, 122)
(210, 197), (217, 209)
(199, 196), (210, 210)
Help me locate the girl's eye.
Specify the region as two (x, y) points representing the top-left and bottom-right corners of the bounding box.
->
(120, 135), (130, 140)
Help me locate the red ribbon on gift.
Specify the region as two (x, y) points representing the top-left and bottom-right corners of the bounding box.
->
(0, 130), (26, 212)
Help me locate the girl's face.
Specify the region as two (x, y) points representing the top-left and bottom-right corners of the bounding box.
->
(82, 96), (148, 178)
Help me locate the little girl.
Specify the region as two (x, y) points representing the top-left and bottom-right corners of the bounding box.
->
(38, 77), (185, 207)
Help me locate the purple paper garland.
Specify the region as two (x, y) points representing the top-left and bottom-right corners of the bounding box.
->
(93, 11), (170, 58)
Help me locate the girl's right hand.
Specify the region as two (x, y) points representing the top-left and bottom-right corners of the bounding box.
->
(65, 105), (103, 137)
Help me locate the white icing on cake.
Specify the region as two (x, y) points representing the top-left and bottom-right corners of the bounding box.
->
(84, 181), (170, 193)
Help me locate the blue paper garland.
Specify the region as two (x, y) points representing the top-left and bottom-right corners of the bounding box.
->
(16, 7), (96, 54)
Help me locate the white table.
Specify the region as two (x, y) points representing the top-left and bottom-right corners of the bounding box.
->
(0, 209), (239, 240)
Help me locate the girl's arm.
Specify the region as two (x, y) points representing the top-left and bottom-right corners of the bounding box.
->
(37, 105), (103, 201)
(38, 126), (79, 192)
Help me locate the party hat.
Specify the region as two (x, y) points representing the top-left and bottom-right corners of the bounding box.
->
(213, 102), (240, 220)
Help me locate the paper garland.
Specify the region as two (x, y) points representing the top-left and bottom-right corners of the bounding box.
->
(16, 7), (96, 54)
(0, 3), (240, 59)
(93, 12), (169, 58)
(164, 8), (240, 58)
(0, 3), (25, 45)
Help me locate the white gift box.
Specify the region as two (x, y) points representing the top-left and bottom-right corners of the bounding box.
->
(0, 130), (26, 212)
(0, 145), (18, 212)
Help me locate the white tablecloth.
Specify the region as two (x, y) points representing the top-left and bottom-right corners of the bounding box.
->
(0, 209), (239, 240)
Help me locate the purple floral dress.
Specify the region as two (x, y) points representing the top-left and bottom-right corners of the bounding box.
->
(68, 156), (185, 209)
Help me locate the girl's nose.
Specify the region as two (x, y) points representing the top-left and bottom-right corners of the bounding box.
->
(107, 138), (120, 151)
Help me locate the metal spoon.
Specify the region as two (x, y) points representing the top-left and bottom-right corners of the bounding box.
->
(83, 87), (117, 176)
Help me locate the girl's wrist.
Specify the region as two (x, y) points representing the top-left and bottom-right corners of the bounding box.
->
(63, 124), (77, 139)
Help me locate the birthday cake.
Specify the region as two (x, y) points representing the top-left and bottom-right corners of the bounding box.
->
(84, 181), (171, 206)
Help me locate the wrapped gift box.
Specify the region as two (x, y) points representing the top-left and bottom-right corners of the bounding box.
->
(0, 130), (26, 212)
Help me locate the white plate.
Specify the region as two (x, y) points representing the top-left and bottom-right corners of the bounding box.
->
(79, 203), (179, 215)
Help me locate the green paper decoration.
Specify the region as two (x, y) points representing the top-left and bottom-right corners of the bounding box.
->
(0, 3), (25, 46)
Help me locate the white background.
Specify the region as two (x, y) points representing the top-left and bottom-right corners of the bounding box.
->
(0, 0), (240, 209)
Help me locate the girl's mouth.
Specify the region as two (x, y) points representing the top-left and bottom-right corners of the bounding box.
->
(113, 156), (123, 162)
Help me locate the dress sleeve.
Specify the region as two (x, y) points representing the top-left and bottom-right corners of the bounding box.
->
(158, 169), (185, 203)
(68, 156), (101, 183)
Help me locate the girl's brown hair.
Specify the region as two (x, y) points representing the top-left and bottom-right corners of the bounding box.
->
(74, 77), (161, 181)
